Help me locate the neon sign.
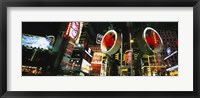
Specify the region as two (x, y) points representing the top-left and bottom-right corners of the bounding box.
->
(64, 22), (80, 40)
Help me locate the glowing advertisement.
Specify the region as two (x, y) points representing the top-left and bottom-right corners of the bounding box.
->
(81, 59), (91, 74)
(22, 34), (52, 50)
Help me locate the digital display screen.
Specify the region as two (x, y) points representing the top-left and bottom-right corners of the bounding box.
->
(22, 34), (52, 50)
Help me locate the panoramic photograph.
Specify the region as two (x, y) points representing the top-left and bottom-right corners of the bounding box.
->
(22, 22), (178, 76)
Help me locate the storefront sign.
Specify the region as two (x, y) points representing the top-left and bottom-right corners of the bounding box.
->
(91, 52), (106, 64)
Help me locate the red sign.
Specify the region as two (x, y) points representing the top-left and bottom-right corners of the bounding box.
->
(69, 22), (80, 40)
(146, 33), (160, 47)
(103, 33), (115, 49)
(64, 22), (72, 39)
(100, 30), (121, 55)
(64, 22), (80, 40)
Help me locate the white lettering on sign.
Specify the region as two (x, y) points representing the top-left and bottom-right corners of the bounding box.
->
(69, 22), (80, 39)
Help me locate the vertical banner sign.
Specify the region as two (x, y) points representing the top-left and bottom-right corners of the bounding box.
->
(64, 22), (81, 40)
(61, 22), (82, 70)
(69, 22), (80, 40)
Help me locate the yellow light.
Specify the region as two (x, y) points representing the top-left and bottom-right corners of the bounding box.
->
(115, 53), (119, 60)
(153, 32), (157, 44)
(130, 39), (134, 43)
(121, 68), (128, 72)
(123, 54), (126, 61)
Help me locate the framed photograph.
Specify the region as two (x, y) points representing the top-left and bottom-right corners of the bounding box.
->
(0, 0), (199, 98)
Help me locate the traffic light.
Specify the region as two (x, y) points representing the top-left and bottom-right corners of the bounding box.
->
(123, 53), (126, 61)
(115, 53), (119, 60)
(102, 56), (107, 64)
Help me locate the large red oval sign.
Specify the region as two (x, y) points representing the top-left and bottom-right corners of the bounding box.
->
(143, 27), (163, 53)
(101, 30), (121, 55)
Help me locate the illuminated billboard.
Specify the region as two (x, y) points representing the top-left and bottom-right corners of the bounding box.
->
(22, 34), (53, 50)
(81, 59), (91, 74)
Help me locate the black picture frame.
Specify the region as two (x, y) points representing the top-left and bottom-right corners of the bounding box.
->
(0, 0), (199, 98)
